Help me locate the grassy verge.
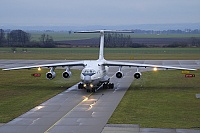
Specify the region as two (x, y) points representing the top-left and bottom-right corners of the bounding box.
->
(0, 48), (200, 60)
(29, 31), (200, 41)
(108, 70), (200, 129)
(0, 69), (80, 123)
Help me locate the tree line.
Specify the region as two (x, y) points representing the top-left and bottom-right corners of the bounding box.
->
(0, 29), (55, 48)
(105, 33), (200, 48)
(1, 29), (200, 48)
(134, 29), (200, 34)
(105, 33), (146, 48)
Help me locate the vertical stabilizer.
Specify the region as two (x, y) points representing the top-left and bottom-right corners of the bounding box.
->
(99, 30), (105, 60)
(74, 30), (133, 61)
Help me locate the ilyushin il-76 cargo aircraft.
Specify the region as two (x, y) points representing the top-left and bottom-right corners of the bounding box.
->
(3, 30), (196, 92)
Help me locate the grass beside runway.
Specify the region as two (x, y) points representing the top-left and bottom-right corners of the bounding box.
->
(0, 69), (80, 123)
(0, 47), (200, 60)
(108, 70), (200, 129)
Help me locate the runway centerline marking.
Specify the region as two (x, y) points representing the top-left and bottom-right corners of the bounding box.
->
(44, 93), (93, 133)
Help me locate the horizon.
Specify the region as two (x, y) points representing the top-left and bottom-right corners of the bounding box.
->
(1, 23), (200, 31)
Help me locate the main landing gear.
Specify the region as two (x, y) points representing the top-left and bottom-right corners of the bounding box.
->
(103, 83), (114, 89)
(78, 82), (114, 93)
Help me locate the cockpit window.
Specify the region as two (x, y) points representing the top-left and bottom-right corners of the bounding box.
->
(82, 69), (96, 76)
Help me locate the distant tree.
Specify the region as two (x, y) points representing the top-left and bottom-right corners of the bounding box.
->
(39, 34), (46, 44)
(39, 34), (55, 48)
(190, 37), (200, 47)
(105, 33), (133, 48)
(7, 30), (31, 47)
(0, 29), (6, 46)
(68, 31), (72, 35)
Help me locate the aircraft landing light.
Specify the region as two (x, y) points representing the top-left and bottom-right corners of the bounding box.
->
(90, 83), (94, 88)
(83, 84), (87, 88)
(38, 67), (41, 71)
(153, 67), (158, 71)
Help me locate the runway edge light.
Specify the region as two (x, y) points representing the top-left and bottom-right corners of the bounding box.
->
(182, 70), (190, 74)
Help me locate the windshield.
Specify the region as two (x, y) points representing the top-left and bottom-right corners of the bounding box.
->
(82, 69), (96, 76)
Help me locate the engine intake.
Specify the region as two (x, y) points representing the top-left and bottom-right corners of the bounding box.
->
(62, 71), (72, 79)
(116, 71), (123, 78)
(134, 72), (142, 79)
(46, 72), (56, 80)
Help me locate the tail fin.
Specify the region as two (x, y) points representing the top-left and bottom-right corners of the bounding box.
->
(74, 30), (105, 60)
(74, 30), (134, 60)
(99, 30), (105, 60)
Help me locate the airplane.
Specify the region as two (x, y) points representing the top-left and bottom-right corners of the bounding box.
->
(2, 30), (196, 92)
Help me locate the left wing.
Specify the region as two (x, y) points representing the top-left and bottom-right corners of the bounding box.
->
(2, 61), (85, 71)
(104, 60), (196, 71)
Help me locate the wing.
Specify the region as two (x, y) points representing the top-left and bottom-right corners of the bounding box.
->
(2, 61), (85, 71)
(103, 60), (196, 71)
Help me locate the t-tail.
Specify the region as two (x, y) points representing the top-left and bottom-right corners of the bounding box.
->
(74, 30), (134, 61)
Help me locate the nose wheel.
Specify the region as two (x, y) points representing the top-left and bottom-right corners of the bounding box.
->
(78, 83), (114, 92)
(86, 88), (96, 93)
(78, 83), (84, 89)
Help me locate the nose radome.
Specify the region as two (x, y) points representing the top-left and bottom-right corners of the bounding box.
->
(84, 75), (92, 83)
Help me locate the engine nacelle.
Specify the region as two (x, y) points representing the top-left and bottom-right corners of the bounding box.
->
(46, 72), (56, 80)
(134, 72), (142, 79)
(62, 70), (72, 79)
(116, 71), (123, 78)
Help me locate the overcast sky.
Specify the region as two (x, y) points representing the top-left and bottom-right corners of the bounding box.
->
(0, 0), (200, 26)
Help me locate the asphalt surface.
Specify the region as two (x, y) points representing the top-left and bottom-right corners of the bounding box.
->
(0, 60), (200, 133)
(0, 60), (200, 70)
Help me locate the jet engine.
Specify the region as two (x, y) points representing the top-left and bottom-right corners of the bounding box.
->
(116, 71), (123, 78)
(134, 72), (142, 79)
(46, 71), (56, 80)
(62, 70), (72, 79)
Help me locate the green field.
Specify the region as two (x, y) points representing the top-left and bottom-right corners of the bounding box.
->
(108, 70), (200, 129)
(0, 48), (200, 60)
(0, 69), (80, 123)
(29, 32), (99, 41)
(29, 31), (200, 41)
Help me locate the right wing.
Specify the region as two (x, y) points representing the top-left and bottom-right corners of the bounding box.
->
(104, 60), (197, 71)
(2, 61), (85, 71)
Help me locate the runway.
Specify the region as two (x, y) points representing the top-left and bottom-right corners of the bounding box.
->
(0, 60), (200, 133)
(0, 59), (200, 70)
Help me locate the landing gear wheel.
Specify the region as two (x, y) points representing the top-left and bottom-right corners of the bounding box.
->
(108, 83), (114, 89)
(86, 89), (91, 92)
(103, 83), (114, 89)
(78, 83), (83, 89)
(92, 88), (96, 93)
(103, 83), (108, 89)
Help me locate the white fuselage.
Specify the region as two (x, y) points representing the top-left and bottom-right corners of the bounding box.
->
(80, 60), (109, 88)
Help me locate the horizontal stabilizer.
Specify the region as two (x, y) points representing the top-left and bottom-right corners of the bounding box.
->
(74, 30), (134, 34)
